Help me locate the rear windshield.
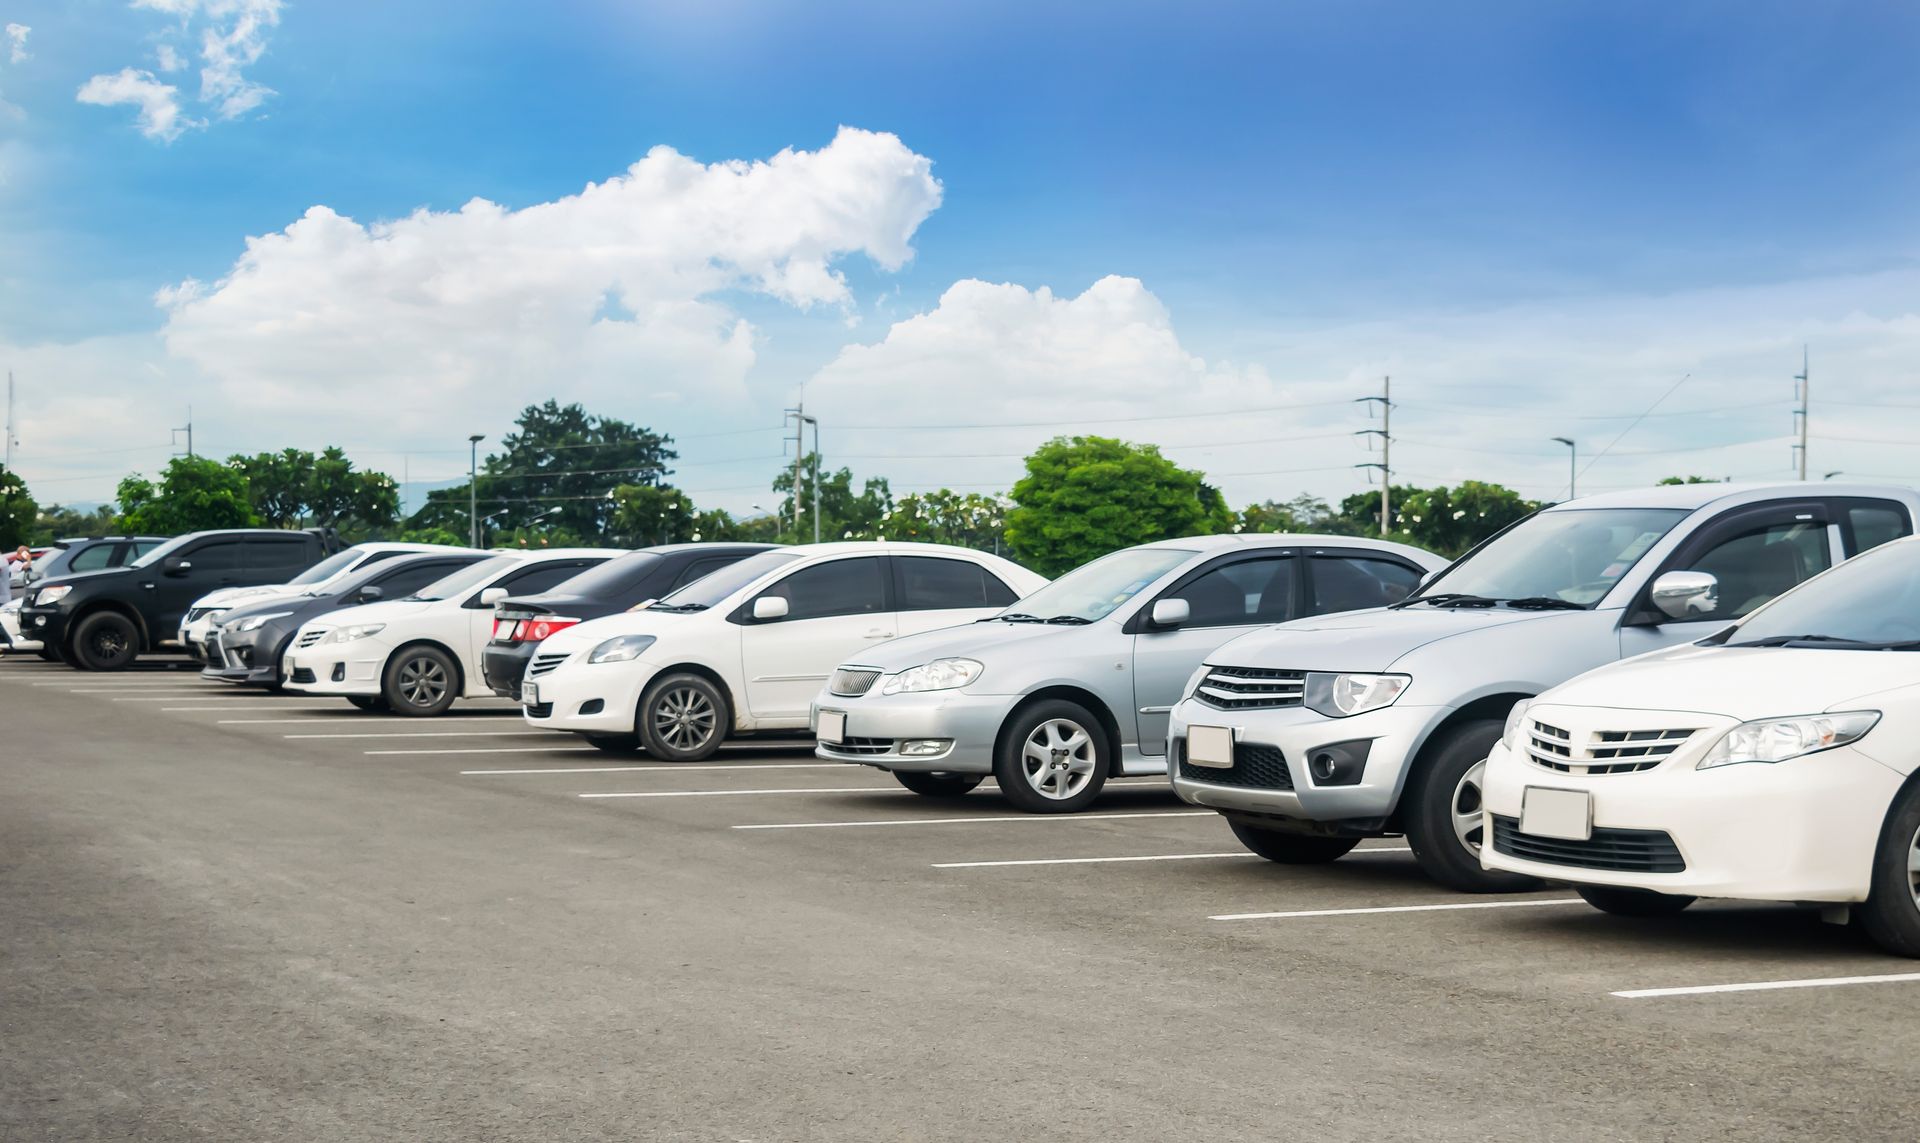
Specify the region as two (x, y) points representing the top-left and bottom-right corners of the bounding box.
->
(656, 550), (802, 609)
(286, 548), (360, 586)
(533, 551), (662, 599)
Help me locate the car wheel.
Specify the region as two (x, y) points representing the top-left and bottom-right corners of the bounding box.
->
(347, 695), (390, 712)
(37, 644), (62, 662)
(1860, 782), (1920, 957)
(1404, 719), (1545, 893)
(1576, 886), (1695, 917)
(894, 771), (985, 798)
(1229, 820), (1360, 864)
(993, 700), (1110, 814)
(586, 734), (642, 754)
(637, 673), (728, 762)
(69, 612), (140, 671)
(382, 645), (459, 717)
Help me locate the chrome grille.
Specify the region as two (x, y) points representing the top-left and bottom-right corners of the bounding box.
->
(819, 736), (892, 756)
(295, 629), (325, 649)
(1526, 720), (1700, 776)
(528, 653), (570, 679)
(828, 668), (881, 697)
(1193, 666), (1306, 710)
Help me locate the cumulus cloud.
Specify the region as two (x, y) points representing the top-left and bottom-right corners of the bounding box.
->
(76, 69), (194, 142)
(5, 23), (28, 64)
(154, 43), (185, 72)
(155, 127), (942, 439)
(80, 0), (279, 138)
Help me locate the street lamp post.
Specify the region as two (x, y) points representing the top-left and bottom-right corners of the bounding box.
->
(467, 435), (485, 548)
(1551, 437), (1576, 501)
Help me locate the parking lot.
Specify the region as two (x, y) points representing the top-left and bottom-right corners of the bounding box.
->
(6, 657), (1918, 1142)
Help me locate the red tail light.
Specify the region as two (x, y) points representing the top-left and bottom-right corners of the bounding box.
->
(522, 617), (580, 642)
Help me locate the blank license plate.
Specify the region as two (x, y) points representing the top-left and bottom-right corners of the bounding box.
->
(1187, 724), (1235, 769)
(522, 681), (540, 706)
(817, 709), (846, 744)
(1521, 786), (1593, 841)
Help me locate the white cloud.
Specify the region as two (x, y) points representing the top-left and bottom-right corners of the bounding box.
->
(5, 23), (28, 64)
(154, 43), (184, 72)
(75, 68), (195, 142)
(154, 127), (942, 443)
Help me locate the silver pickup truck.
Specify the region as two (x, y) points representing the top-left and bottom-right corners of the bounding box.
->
(1168, 482), (1920, 891)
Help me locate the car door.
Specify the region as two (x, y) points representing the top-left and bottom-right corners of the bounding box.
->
(461, 558), (608, 668)
(890, 555), (1023, 637)
(1131, 551), (1300, 754)
(1619, 500), (1835, 658)
(739, 556), (892, 721)
(153, 538), (245, 635)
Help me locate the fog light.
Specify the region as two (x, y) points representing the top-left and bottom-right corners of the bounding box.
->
(32, 616), (45, 627)
(898, 739), (952, 757)
(579, 699), (605, 716)
(1305, 739), (1372, 786)
(331, 663), (346, 683)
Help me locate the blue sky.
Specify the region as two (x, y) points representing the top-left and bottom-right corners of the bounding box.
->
(3, 0), (1920, 513)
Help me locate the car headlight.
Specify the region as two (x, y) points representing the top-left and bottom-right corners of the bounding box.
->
(881, 657), (985, 695)
(324, 623), (386, 644)
(230, 611), (292, 633)
(1303, 672), (1411, 718)
(1502, 699), (1533, 752)
(36, 585), (71, 605)
(1696, 711), (1880, 769)
(588, 634), (656, 664)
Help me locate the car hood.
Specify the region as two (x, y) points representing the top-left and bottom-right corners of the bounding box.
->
(1205, 606), (1576, 673)
(200, 585), (297, 608)
(1541, 642), (1920, 721)
(304, 598), (440, 628)
(221, 595), (321, 626)
(30, 567), (131, 592)
(839, 619), (1092, 671)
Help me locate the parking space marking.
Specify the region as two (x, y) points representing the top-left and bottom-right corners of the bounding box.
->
(219, 716), (523, 725)
(580, 786), (899, 800)
(932, 845), (1411, 869)
(165, 704), (367, 711)
(1612, 972), (1920, 999)
(1210, 898), (1583, 921)
(118, 695), (339, 702)
(735, 810), (1215, 831)
(364, 746), (599, 756)
(283, 731), (555, 739)
(462, 763), (847, 775)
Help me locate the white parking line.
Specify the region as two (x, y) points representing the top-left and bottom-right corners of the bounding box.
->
(735, 810), (1215, 831)
(165, 704), (363, 711)
(118, 695), (338, 702)
(1210, 899), (1583, 921)
(365, 746), (599, 756)
(580, 786), (899, 800)
(284, 731), (554, 739)
(219, 716), (523, 725)
(1612, 972), (1920, 999)
(462, 763), (847, 775)
(933, 845), (1412, 869)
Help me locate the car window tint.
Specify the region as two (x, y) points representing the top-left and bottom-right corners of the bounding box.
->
(246, 539), (314, 576)
(67, 544), (116, 572)
(1170, 556), (1295, 627)
(894, 556), (1009, 611)
(1850, 504), (1910, 555)
(131, 541), (165, 559)
(187, 540), (244, 571)
(1682, 519), (1833, 620)
(761, 557), (886, 621)
(499, 560), (603, 597)
(375, 561), (470, 597)
(1311, 556), (1422, 612)
(674, 556), (740, 590)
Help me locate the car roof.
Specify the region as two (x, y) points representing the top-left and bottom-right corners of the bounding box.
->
(636, 542), (777, 556)
(1545, 481), (1919, 513)
(1129, 532), (1447, 566)
(349, 541), (478, 554)
(490, 547), (629, 560)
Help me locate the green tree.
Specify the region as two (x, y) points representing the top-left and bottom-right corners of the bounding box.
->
(398, 525), (465, 547)
(882, 490), (1009, 551)
(0, 466), (37, 549)
(229, 448), (313, 525)
(1239, 493), (1364, 536)
(478, 401), (678, 540)
(1658, 475), (1722, 485)
(32, 502), (119, 544)
(229, 447), (401, 534)
(772, 454), (892, 543)
(1004, 436), (1231, 576)
(1376, 480), (1537, 557)
(609, 483), (698, 546)
(115, 457), (258, 534)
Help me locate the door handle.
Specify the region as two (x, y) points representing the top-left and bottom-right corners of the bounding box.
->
(863, 630), (894, 639)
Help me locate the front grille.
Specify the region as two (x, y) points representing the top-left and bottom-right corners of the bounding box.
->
(1490, 815), (1686, 874)
(1193, 666), (1306, 710)
(289, 668), (316, 685)
(819, 736), (892, 756)
(295, 630), (325, 649)
(525, 702), (553, 719)
(1527, 720), (1700, 775)
(528, 653), (569, 679)
(1176, 740), (1294, 790)
(185, 606), (216, 623)
(828, 668), (881, 697)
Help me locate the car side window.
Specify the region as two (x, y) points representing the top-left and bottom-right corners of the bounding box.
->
(1168, 556), (1296, 627)
(498, 560), (599, 597)
(67, 544), (116, 572)
(187, 540), (244, 572)
(760, 557), (887, 621)
(375, 561), (466, 597)
(1848, 503), (1911, 555)
(893, 556), (1015, 611)
(1678, 519), (1832, 620)
(130, 541), (165, 559)
(246, 539), (314, 578)
(1310, 556), (1423, 613)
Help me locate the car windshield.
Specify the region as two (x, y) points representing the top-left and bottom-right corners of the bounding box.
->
(1724, 540), (1920, 648)
(996, 547), (1194, 622)
(1410, 508), (1689, 608)
(654, 550), (802, 609)
(536, 551), (661, 598)
(285, 547), (361, 586)
(408, 554), (521, 601)
(130, 534), (199, 569)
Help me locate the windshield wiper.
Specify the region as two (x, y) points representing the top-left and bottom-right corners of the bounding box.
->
(1728, 634), (1876, 648)
(649, 603), (708, 613)
(1500, 597), (1585, 611)
(993, 612), (1045, 623)
(1392, 593), (1486, 609)
(1043, 615), (1091, 625)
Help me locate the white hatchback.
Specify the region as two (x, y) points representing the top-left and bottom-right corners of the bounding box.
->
(1481, 535), (1920, 956)
(284, 548), (624, 715)
(522, 542), (1046, 760)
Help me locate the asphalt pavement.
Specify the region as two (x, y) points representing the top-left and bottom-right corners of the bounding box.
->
(3, 655), (1916, 1142)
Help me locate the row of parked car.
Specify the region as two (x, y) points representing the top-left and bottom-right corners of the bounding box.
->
(16, 480), (1920, 955)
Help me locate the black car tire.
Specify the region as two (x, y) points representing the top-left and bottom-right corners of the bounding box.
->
(69, 612), (140, 671)
(1860, 781), (1920, 958)
(1403, 719), (1545, 893)
(382, 645), (460, 717)
(992, 700), (1110, 814)
(347, 695), (390, 712)
(37, 644), (63, 662)
(636, 672), (729, 762)
(894, 771), (985, 798)
(586, 734), (642, 754)
(1229, 820), (1360, 864)
(1577, 886), (1697, 917)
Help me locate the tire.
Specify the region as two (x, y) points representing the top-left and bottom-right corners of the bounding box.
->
(992, 699), (1111, 813)
(381, 645), (460, 717)
(894, 771), (985, 798)
(1577, 886), (1696, 917)
(37, 644), (62, 662)
(69, 611), (140, 671)
(1860, 782), (1920, 957)
(347, 695), (390, 712)
(636, 672), (729, 762)
(1229, 820), (1360, 864)
(586, 734), (642, 754)
(1403, 719), (1544, 893)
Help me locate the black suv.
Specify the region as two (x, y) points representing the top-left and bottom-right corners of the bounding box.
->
(481, 543), (772, 699)
(28, 536), (170, 585)
(21, 527), (345, 670)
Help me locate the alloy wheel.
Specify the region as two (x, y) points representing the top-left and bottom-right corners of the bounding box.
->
(1451, 759), (1487, 856)
(397, 656), (449, 708)
(1020, 718), (1097, 800)
(1907, 823), (1920, 912)
(653, 686), (717, 753)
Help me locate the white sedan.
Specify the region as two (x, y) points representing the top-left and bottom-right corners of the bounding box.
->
(1481, 534), (1920, 956)
(285, 548), (623, 715)
(522, 542), (1047, 760)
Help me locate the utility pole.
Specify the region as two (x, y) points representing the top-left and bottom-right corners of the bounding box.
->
(468, 434), (485, 548)
(1551, 436), (1576, 501)
(1355, 376), (1392, 537)
(785, 404), (820, 541)
(171, 406), (194, 457)
(809, 415), (821, 545)
(1791, 346), (1810, 481)
(4, 371), (14, 473)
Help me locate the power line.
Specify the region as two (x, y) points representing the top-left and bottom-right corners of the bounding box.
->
(1574, 373), (1691, 484)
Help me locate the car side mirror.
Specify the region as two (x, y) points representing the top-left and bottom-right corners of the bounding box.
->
(355, 585), (384, 603)
(479, 587), (509, 606)
(1650, 571), (1719, 620)
(1149, 598), (1190, 629)
(752, 595), (790, 621)
(162, 556), (192, 576)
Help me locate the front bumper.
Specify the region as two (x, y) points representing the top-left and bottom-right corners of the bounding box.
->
(1168, 699), (1444, 824)
(281, 637), (389, 697)
(1480, 736), (1902, 903)
(198, 628), (290, 687)
(810, 689), (1015, 773)
(482, 641), (537, 699)
(521, 655), (654, 733)
(19, 605), (67, 650)
(1, 605), (41, 650)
